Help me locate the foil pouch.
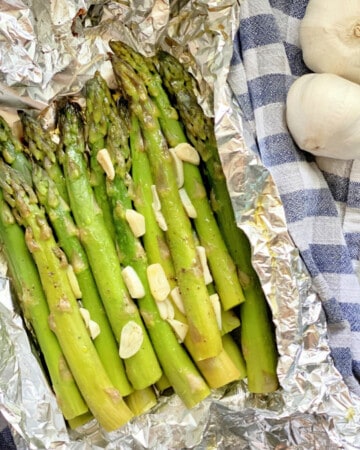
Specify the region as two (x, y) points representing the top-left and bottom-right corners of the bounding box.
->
(0, 0), (360, 448)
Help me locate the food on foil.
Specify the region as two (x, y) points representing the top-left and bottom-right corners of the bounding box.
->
(0, 43), (278, 432)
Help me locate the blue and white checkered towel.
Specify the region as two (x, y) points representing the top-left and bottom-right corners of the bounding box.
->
(228, 0), (360, 396)
(0, 413), (15, 450)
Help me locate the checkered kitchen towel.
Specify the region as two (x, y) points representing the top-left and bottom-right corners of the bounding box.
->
(0, 413), (16, 450)
(228, 0), (360, 396)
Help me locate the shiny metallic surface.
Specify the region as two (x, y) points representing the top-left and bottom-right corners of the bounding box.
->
(1, 1), (360, 448)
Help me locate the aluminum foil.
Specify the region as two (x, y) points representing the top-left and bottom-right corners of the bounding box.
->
(1, 0), (360, 448)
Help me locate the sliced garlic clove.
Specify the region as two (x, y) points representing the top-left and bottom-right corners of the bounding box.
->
(164, 298), (175, 320)
(79, 307), (91, 328)
(88, 319), (101, 340)
(147, 263), (171, 302)
(156, 297), (175, 321)
(209, 293), (222, 331)
(155, 210), (168, 231)
(169, 147), (184, 188)
(67, 265), (82, 299)
(196, 245), (213, 285)
(151, 184), (161, 211)
(170, 286), (186, 315)
(179, 188), (197, 218)
(174, 143), (200, 165)
(122, 266), (146, 299)
(119, 321), (144, 359)
(125, 209), (146, 237)
(157, 299), (169, 320)
(167, 318), (189, 343)
(96, 148), (115, 180)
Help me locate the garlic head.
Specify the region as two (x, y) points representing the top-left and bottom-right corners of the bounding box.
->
(286, 73), (360, 159)
(300, 0), (360, 84)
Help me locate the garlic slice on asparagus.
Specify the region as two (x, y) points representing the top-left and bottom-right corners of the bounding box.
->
(122, 266), (146, 299)
(147, 263), (171, 302)
(173, 143), (200, 165)
(170, 286), (186, 315)
(79, 307), (101, 340)
(125, 209), (146, 237)
(286, 73), (360, 159)
(167, 319), (189, 343)
(169, 147), (184, 188)
(119, 321), (144, 359)
(96, 148), (115, 180)
(300, 0), (360, 84)
(179, 188), (197, 218)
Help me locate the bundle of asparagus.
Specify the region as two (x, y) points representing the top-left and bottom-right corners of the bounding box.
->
(0, 43), (278, 432)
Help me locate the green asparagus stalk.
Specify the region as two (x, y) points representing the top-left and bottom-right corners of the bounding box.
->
(0, 116), (32, 185)
(20, 112), (70, 205)
(109, 41), (245, 311)
(85, 85), (117, 242)
(0, 188), (88, 421)
(156, 51), (279, 393)
(112, 56), (222, 361)
(128, 110), (242, 388)
(84, 73), (211, 408)
(3, 113), (132, 395)
(125, 386), (157, 417)
(0, 160), (133, 431)
(31, 163), (133, 397)
(128, 112), (177, 287)
(221, 333), (247, 380)
(58, 100), (162, 390)
(67, 411), (94, 430)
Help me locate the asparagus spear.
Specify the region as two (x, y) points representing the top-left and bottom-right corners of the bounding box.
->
(125, 386), (157, 417)
(221, 333), (247, 380)
(109, 41), (245, 311)
(128, 112), (177, 287)
(0, 188), (88, 421)
(85, 82), (117, 242)
(128, 109), (242, 388)
(0, 160), (133, 431)
(58, 100), (162, 390)
(111, 56), (222, 361)
(20, 112), (70, 205)
(156, 51), (279, 393)
(0, 116), (32, 185)
(32, 163), (133, 397)
(84, 73), (211, 408)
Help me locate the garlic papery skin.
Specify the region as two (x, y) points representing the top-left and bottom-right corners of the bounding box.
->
(300, 0), (360, 84)
(286, 73), (360, 159)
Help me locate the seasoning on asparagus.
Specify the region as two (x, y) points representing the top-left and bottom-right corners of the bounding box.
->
(32, 163), (133, 397)
(156, 51), (279, 393)
(84, 72), (211, 408)
(0, 188), (88, 421)
(111, 56), (223, 361)
(57, 100), (162, 390)
(0, 159), (133, 431)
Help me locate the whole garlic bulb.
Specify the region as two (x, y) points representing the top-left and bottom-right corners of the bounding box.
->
(300, 0), (360, 85)
(286, 73), (360, 159)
